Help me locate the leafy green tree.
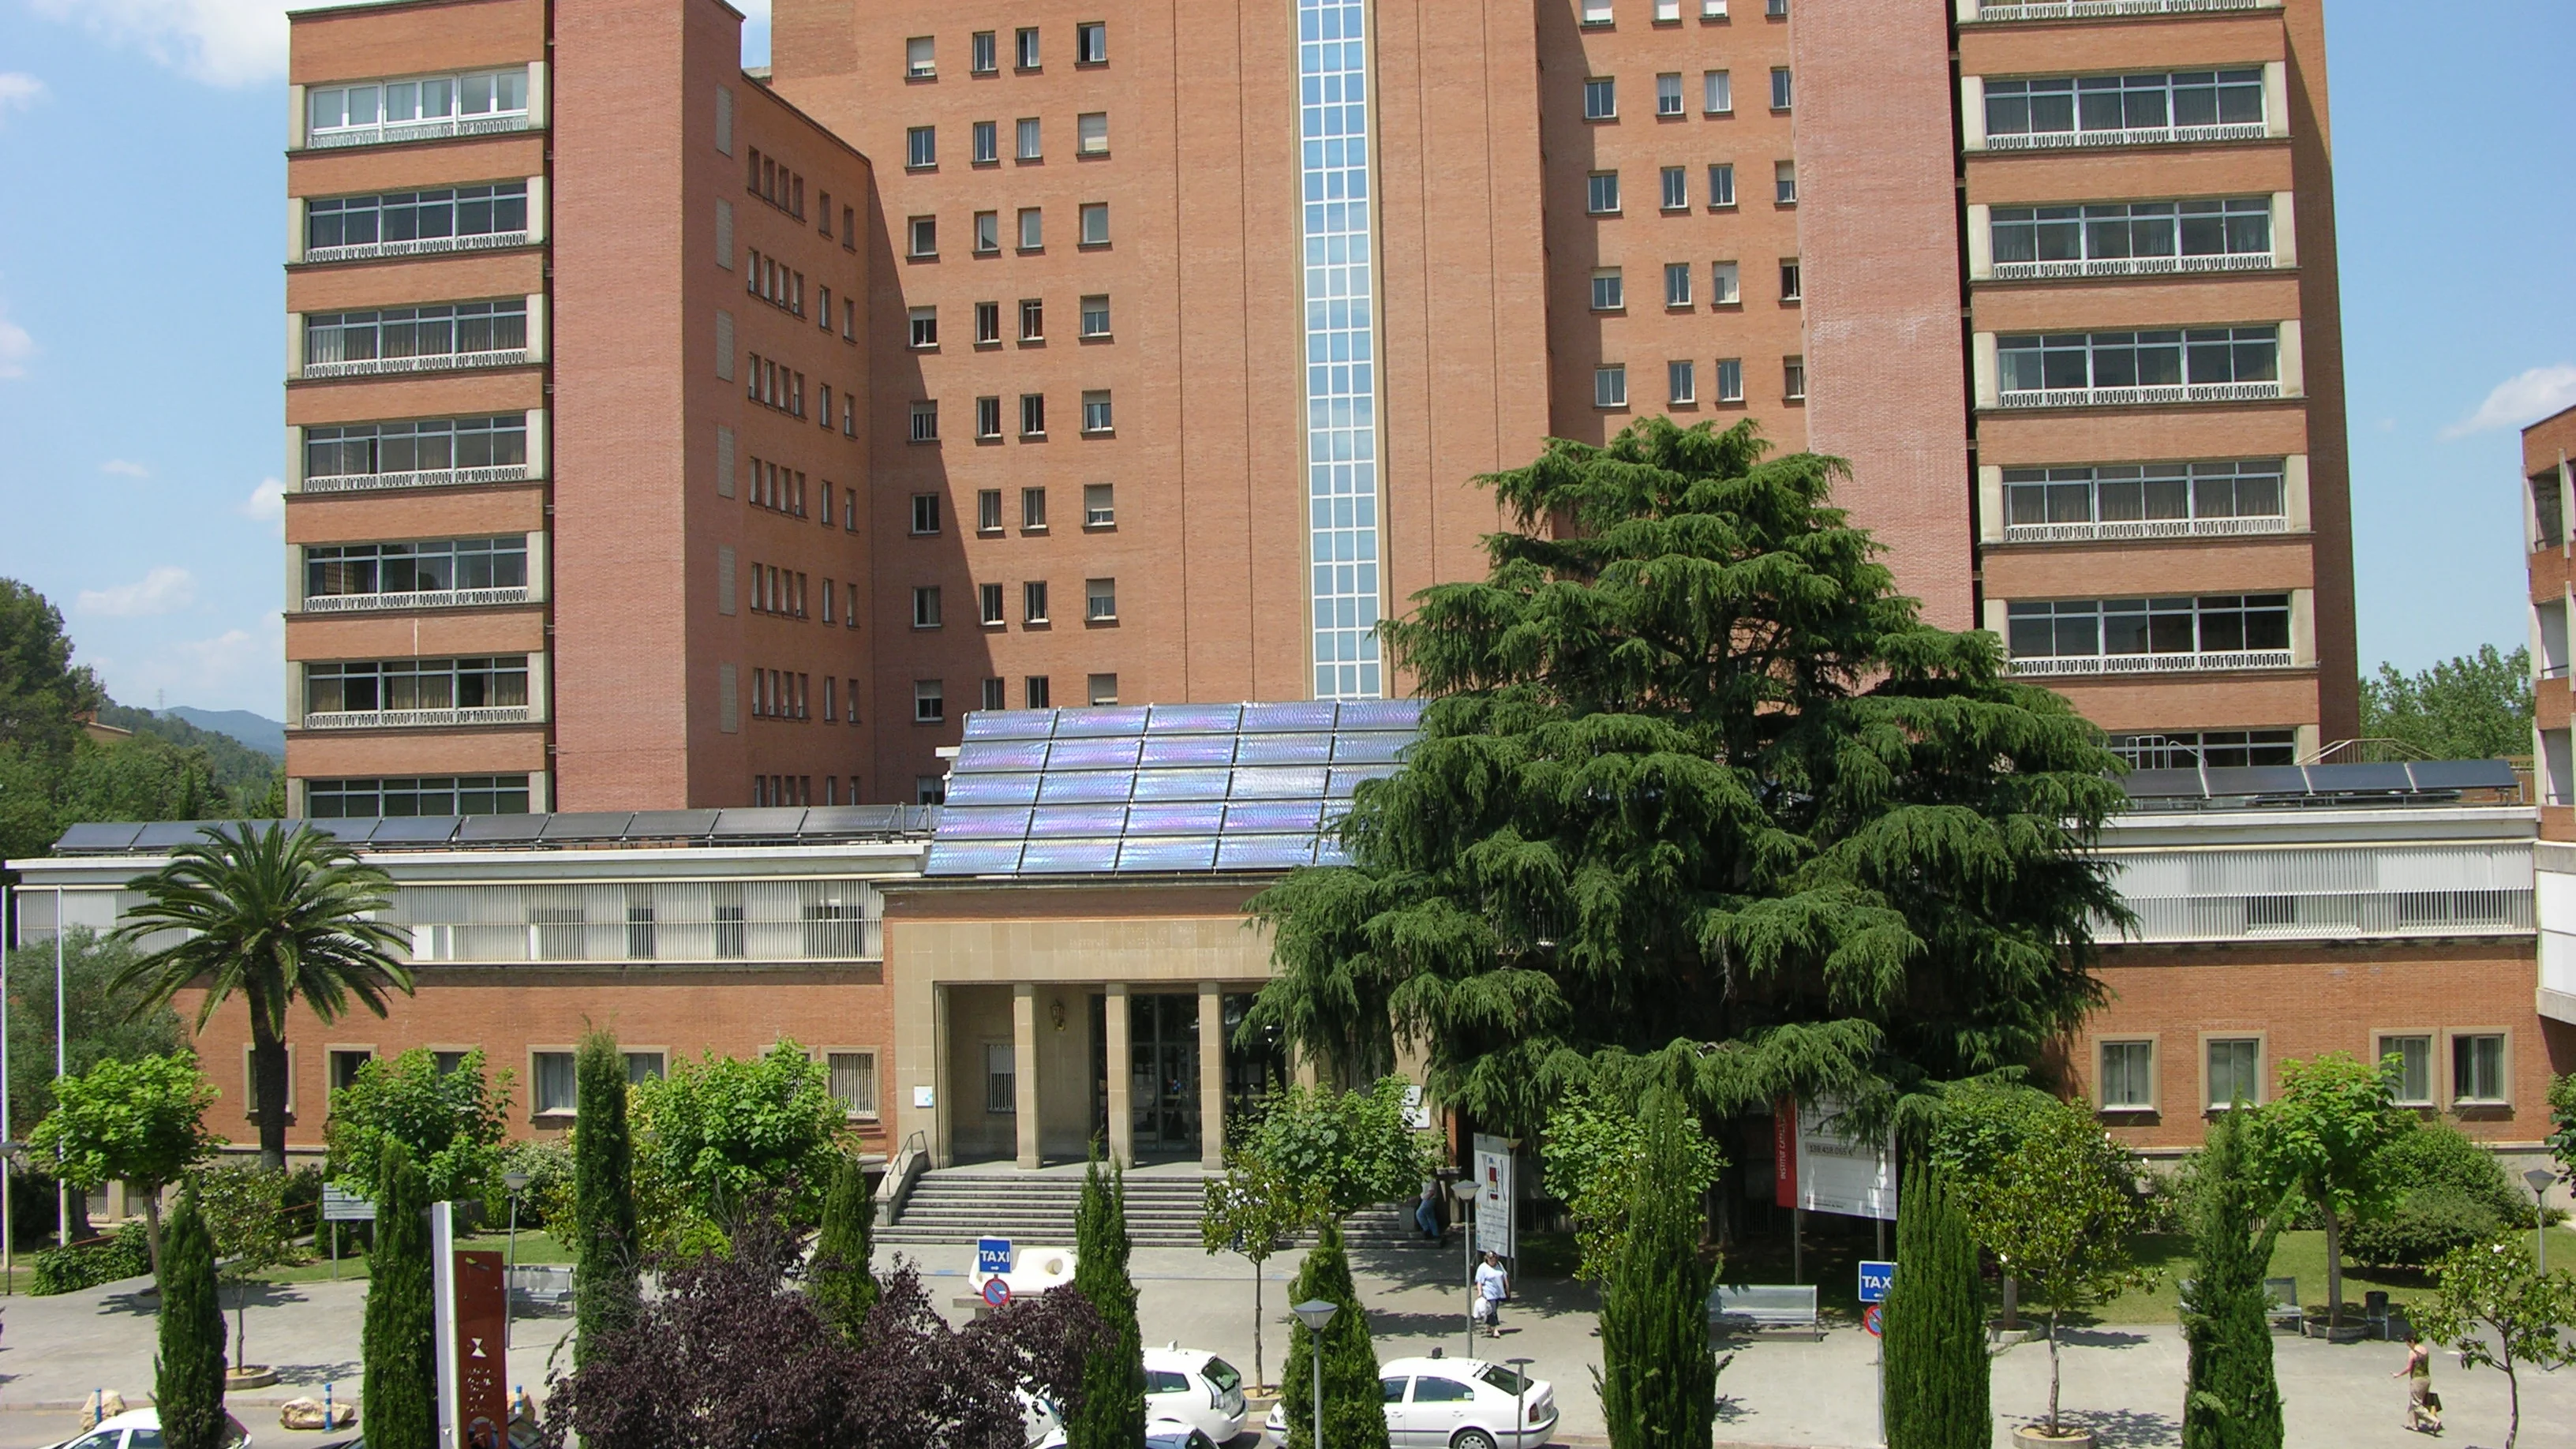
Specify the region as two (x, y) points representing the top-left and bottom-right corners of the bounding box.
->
(323, 1047), (513, 1206)
(94, 702), (286, 814)
(2412, 1238), (2576, 1449)
(3, 930), (184, 1140)
(193, 1163), (295, 1372)
(810, 1154), (879, 1345)
(1246, 418), (2127, 1133)
(573, 1028), (640, 1366)
(154, 1184), (229, 1449)
(1541, 1081), (1725, 1279)
(1234, 1076), (1433, 1222)
(1203, 1147), (1327, 1393)
(1923, 1078), (2057, 1325)
(27, 1050), (220, 1272)
(2360, 645), (2533, 760)
(54, 733), (221, 828)
(1596, 1092), (1719, 1449)
(1068, 1153), (1144, 1449)
(2346, 1116), (2540, 1269)
(0, 578), (104, 762)
(2180, 1106), (2284, 1449)
(631, 1039), (844, 1246)
(1951, 1095), (2150, 1438)
(1884, 1162), (1989, 1449)
(2245, 1052), (2409, 1327)
(2546, 1073), (2574, 1189)
(363, 1140), (436, 1449)
(1279, 1221), (1387, 1449)
(110, 822), (414, 1170)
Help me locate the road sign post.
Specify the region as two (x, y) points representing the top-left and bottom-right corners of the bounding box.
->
(1858, 1259), (1894, 1449)
(976, 1236), (1013, 1279)
(1857, 1260), (1894, 1303)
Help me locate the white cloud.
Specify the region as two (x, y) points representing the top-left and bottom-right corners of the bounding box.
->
(0, 307), (31, 380)
(0, 73), (46, 117)
(2443, 364), (2576, 440)
(24, 0), (293, 87)
(101, 459), (151, 478)
(79, 566), (199, 619)
(239, 477), (285, 524)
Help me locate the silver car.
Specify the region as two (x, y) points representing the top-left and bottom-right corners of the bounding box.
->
(1264, 1356), (1556, 1449)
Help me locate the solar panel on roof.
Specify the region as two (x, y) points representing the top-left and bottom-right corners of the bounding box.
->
(1315, 839), (1353, 866)
(1117, 837), (1219, 871)
(1053, 706), (1151, 737)
(2120, 769), (2207, 799)
(1141, 735), (1237, 766)
(1234, 766), (1330, 799)
(803, 804), (912, 833)
(927, 841), (1026, 874)
(1126, 801), (1226, 834)
(1130, 769), (1233, 801)
(710, 807), (807, 837)
(369, 816), (464, 844)
(939, 807), (1033, 839)
(1328, 766), (1399, 797)
(1331, 732), (1410, 763)
(1028, 804), (1129, 838)
(2203, 766), (2311, 796)
(964, 710), (1058, 739)
(627, 810), (720, 838)
(2308, 763), (2413, 794)
(1241, 702), (1339, 732)
(1147, 703), (1241, 732)
(1336, 699), (1424, 728)
(1219, 836), (1316, 869)
(1225, 800), (1324, 833)
(133, 821), (222, 849)
(947, 773), (1043, 805)
(1039, 772), (1135, 803)
(1047, 737), (1144, 769)
(458, 814), (549, 842)
(2405, 758), (2521, 790)
(1236, 732), (1333, 765)
(1020, 839), (1122, 872)
(298, 818), (374, 843)
(55, 822), (145, 852)
(541, 811), (635, 840)
(958, 741), (1050, 773)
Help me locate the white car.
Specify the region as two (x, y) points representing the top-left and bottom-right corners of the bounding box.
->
(51, 1408), (252, 1449)
(1032, 1415), (1215, 1449)
(1265, 1356), (1556, 1449)
(1144, 1345), (1249, 1443)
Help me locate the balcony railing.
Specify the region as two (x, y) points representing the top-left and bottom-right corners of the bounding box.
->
(1995, 380), (2285, 409)
(301, 705), (534, 730)
(2001, 515), (2291, 545)
(1990, 252), (2277, 282)
(1986, 122), (2269, 151)
(304, 230), (531, 265)
(2010, 650), (2296, 677)
(1971, 0), (2276, 21)
(307, 113), (532, 149)
(302, 586), (530, 614)
(2542, 663), (2572, 680)
(299, 463), (531, 495)
(304, 348), (528, 380)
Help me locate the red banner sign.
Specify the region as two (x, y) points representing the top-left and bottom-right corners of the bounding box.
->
(1773, 1097), (1797, 1209)
(452, 1251), (511, 1449)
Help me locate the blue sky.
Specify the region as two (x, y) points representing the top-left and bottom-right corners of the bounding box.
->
(0, 1), (2567, 719)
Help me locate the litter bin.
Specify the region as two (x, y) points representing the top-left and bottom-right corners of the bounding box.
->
(2364, 1290), (2391, 1339)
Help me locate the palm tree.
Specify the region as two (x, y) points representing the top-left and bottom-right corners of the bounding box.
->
(112, 822), (414, 1169)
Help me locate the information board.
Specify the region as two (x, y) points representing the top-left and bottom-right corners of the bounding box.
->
(1471, 1133), (1515, 1260)
(1792, 1096), (1896, 1222)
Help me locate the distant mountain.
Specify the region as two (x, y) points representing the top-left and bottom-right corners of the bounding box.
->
(163, 706), (286, 758)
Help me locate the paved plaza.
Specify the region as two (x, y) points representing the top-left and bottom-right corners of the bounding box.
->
(1, 1243), (2568, 1448)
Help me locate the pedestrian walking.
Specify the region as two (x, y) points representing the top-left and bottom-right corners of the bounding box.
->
(1416, 1179), (1444, 1243)
(1473, 1249), (1510, 1338)
(2393, 1331), (2442, 1434)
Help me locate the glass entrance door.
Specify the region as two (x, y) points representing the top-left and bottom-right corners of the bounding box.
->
(1129, 993), (1200, 1156)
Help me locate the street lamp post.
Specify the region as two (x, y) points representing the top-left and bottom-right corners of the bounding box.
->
(1292, 1298), (1340, 1449)
(1505, 1357), (1536, 1446)
(1451, 1178), (1478, 1357)
(2525, 1167), (2556, 1274)
(502, 1170), (530, 1356)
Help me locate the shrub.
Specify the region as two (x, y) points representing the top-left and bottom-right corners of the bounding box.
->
(2344, 1186), (2499, 1270)
(31, 1222), (151, 1295)
(2379, 1120), (2531, 1222)
(497, 1136), (574, 1230)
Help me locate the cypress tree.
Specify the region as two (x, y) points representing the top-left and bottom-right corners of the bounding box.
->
(810, 1153), (879, 1343)
(1066, 1153), (1144, 1449)
(1884, 1162), (1990, 1449)
(155, 1185), (228, 1449)
(361, 1140), (436, 1449)
(1597, 1093), (1717, 1449)
(572, 1027), (640, 1365)
(2182, 1109), (2284, 1449)
(1279, 1221), (1388, 1449)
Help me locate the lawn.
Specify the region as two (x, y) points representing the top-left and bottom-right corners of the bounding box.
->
(2084, 1225), (2576, 1324)
(254, 1227), (575, 1284)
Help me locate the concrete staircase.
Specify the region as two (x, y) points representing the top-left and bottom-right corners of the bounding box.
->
(881, 1168), (1426, 1251)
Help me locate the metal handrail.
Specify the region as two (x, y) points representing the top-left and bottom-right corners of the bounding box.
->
(300, 464), (530, 494)
(303, 586), (530, 613)
(2010, 650), (2296, 676)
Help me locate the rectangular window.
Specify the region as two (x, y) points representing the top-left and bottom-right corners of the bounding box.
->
(1995, 326), (2282, 401)
(917, 775), (948, 806)
(1657, 73), (1684, 115)
(975, 301), (1002, 343)
(1594, 364), (1627, 408)
(1767, 0), (1786, 14)
(972, 31), (998, 73)
(1591, 268), (1624, 311)
(1020, 298), (1044, 339)
(1082, 391), (1114, 432)
(303, 182), (532, 260)
(1983, 70), (2267, 148)
(1664, 261), (1693, 307)
(910, 401), (938, 442)
(1668, 359), (1696, 404)
(1657, 0), (1682, 17)
(301, 301), (529, 374)
(978, 489), (1004, 531)
(2380, 1034), (2434, 1106)
(1704, 70), (1732, 114)
(1017, 116), (1042, 160)
(1780, 258), (1802, 301)
(328, 1048), (373, 1094)
(910, 493), (941, 534)
(906, 125), (935, 168)
(975, 396), (1003, 439)
(1707, 163), (1735, 208)
(2001, 459), (2288, 541)
(305, 536), (531, 600)
(979, 582), (1005, 625)
(2207, 1038), (2260, 1108)
(1661, 167), (1688, 211)
(1018, 207), (1043, 249)
(1080, 203), (1110, 245)
(1086, 577), (1118, 620)
(1775, 161), (1797, 204)
(1080, 294), (1112, 336)
(623, 1052), (665, 1084)
(304, 68), (531, 147)
(1077, 22), (1108, 64)
(533, 1052), (577, 1114)
(1084, 483), (1115, 526)
(1024, 580), (1050, 622)
(1088, 673), (1118, 706)
(1584, 77), (1617, 119)
(1079, 112), (1109, 154)
(2106, 728), (2297, 769)
(1016, 27), (1042, 69)
(987, 1043), (1017, 1113)
(1582, 0), (1614, 25)
(1770, 67), (1792, 110)
(2452, 1034), (2507, 1103)
(975, 212), (1000, 253)
(1588, 171), (1621, 214)
(981, 676), (1007, 711)
(1025, 675), (1052, 709)
(1714, 357), (1743, 402)
(908, 305), (938, 348)
(1023, 487), (1048, 530)
(302, 414), (530, 487)
(2005, 594), (2293, 667)
(305, 774), (530, 817)
(828, 1052), (878, 1117)
(908, 215), (937, 256)
(303, 656), (529, 716)
(1783, 355), (1807, 399)
(2099, 1041), (2155, 1110)
(972, 120), (998, 164)
(1989, 198), (2275, 278)
(1020, 393), (1046, 436)
(905, 36), (934, 78)
(914, 680), (945, 722)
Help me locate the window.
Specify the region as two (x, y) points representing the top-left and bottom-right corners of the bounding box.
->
(1990, 198), (2274, 277)
(2452, 1034), (2507, 1104)
(1088, 672), (1119, 706)
(908, 215), (937, 256)
(2379, 1034), (2434, 1106)
(975, 396), (1004, 438)
(1020, 393), (1046, 436)
(305, 774), (530, 817)
(1082, 391), (1114, 432)
(2206, 1038), (2260, 1108)
(1657, 73), (1684, 115)
(1582, 0), (1614, 24)
(1584, 77), (1617, 119)
(1668, 359), (1696, 404)
(302, 414), (528, 486)
(623, 1052), (665, 1084)
(1084, 483), (1115, 526)
(534, 1052), (577, 1114)
(1018, 208), (1043, 249)
(909, 306), (938, 348)
(302, 301), (528, 375)
(1591, 268), (1624, 311)
(1714, 358), (1743, 402)
(328, 1048), (374, 1094)
(910, 401), (938, 442)
(2005, 594), (2293, 668)
(1016, 26), (1042, 69)
(1767, 0), (1787, 13)
(304, 182), (532, 260)
(1077, 22), (1108, 64)
(829, 1052), (878, 1117)
(1079, 112), (1109, 154)
(2001, 459), (2287, 540)
(1594, 364), (1627, 408)
(2105, 728), (2297, 769)
(971, 31), (998, 73)
(910, 493), (942, 534)
(1024, 580), (1050, 622)
(979, 582), (1005, 625)
(1770, 67), (1792, 110)
(1020, 298), (1045, 340)
(1025, 676), (1052, 708)
(1996, 327), (2281, 400)
(1661, 167), (1688, 211)
(2099, 1041), (2155, 1110)
(304, 656), (529, 716)
(986, 1043), (1017, 1113)
(1984, 71), (2267, 147)
(981, 676), (1007, 711)
(1080, 203), (1110, 245)
(1656, 0), (1682, 17)
(917, 775), (947, 805)
(975, 211), (1000, 253)
(1710, 260), (1739, 303)
(1023, 487), (1049, 530)
(1081, 294), (1112, 336)
(1783, 354), (1807, 399)
(1779, 258), (1802, 301)
(1775, 161), (1797, 204)
(906, 36), (935, 78)
(972, 120), (998, 164)
(1707, 163), (1735, 208)
(305, 537), (530, 601)
(978, 489), (1004, 530)
(304, 68), (530, 147)
(906, 125), (936, 168)
(1588, 171), (1621, 214)
(1664, 262), (1693, 307)
(975, 301), (1002, 343)
(914, 680), (945, 722)
(1087, 577), (1118, 620)
(1703, 70), (1732, 114)
(1017, 116), (1042, 160)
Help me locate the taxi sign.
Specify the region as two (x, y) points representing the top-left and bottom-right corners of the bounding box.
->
(977, 1237), (1013, 1277)
(1857, 1260), (1896, 1304)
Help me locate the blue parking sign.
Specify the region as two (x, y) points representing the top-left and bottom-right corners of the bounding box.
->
(977, 1237), (1013, 1277)
(1858, 1260), (1896, 1304)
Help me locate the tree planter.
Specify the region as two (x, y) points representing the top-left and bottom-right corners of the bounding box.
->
(2012, 1426), (2096, 1449)
(226, 1366), (280, 1390)
(1990, 1321), (2040, 1345)
(2301, 1319), (2368, 1343)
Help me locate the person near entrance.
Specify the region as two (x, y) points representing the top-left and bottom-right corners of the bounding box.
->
(1417, 1179), (1444, 1243)
(1473, 1251), (1510, 1338)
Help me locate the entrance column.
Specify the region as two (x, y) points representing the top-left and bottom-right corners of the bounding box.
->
(1199, 981), (1226, 1170)
(1013, 983), (1042, 1170)
(1105, 983), (1134, 1166)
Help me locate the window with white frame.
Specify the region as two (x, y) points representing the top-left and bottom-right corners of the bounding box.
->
(1020, 393), (1046, 436)
(971, 31), (998, 73)
(305, 182), (530, 260)
(2452, 1033), (2506, 1104)
(2105, 729), (2297, 770)
(1656, 0), (1682, 18)
(306, 774), (530, 817)
(1990, 199), (2274, 277)
(918, 774), (948, 805)
(979, 582), (1005, 626)
(2099, 1040), (2155, 1110)
(1984, 70), (2266, 148)
(1079, 112), (1109, 154)
(911, 492), (942, 534)
(909, 215), (938, 255)
(1704, 70), (1732, 114)
(1017, 117), (1042, 160)
(1588, 172), (1621, 214)
(906, 36), (934, 78)
(977, 489), (1004, 532)
(912, 586), (942, 628)
(1080, 203), (1110, 245)
(2003, 459), (2287, 541)
(829, 1051), (879, 1116)
(1775, 161), (1797, 204)
(975, 396), (1003, 438)
(305, 301), (527, 375)
(975, 301), (1002, 343)
(1088, 673), (1119, 706)
(1082, 391), (1114, 433)
(1023, 487), (1048, 530)
(1020, 297), (1044, 339)
(1661, 167), (1688, 211)
(914, 680), (945, 722)
(2006, 594), (2291, 670)
(1779, 258), (1802, 301)
(1084, 483), (1115, 526)
(1714, 358), (1743, 402)
(1081, 294), (1112, 336)
(910, 400), (938, 442)
(972, 212), (999, 253)
(2379, 1033), (2434, 1106)
(1783, 355), (1806, 399)
(1595, 364), (1627, 408)
(1707, 163), (1735, 208)
(306, 69), (530, 147)
(1657, 73), (1685, 115)
(1016, 26), (1043, 68)
(533, 1052), (577, 1113)
(972, 120), (998, 164)
(1591, 268), (1624, 311)
(1087, 577), (1118, 620)
(303, 415), (527, 488)
(981, 677), (1006, 711)
(1997, 327), (2280, 402)
(2206, 1037), (2260, 1108)
(909, 306), (938, 348)
(1710, 260), (1740, 303)
(1024, 580), (1050, 623)
(1018, 207), (1043, 249)
(1077, 22), (1108, 64)
(1769, 67), (1792, 110)
(1584, 77), (1617, 119)
(907, 125), (936, 168)
(1668, 360), (1695, 404)
(1664, 262), (1692, 307)
(1582, 0), (1614, 25)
